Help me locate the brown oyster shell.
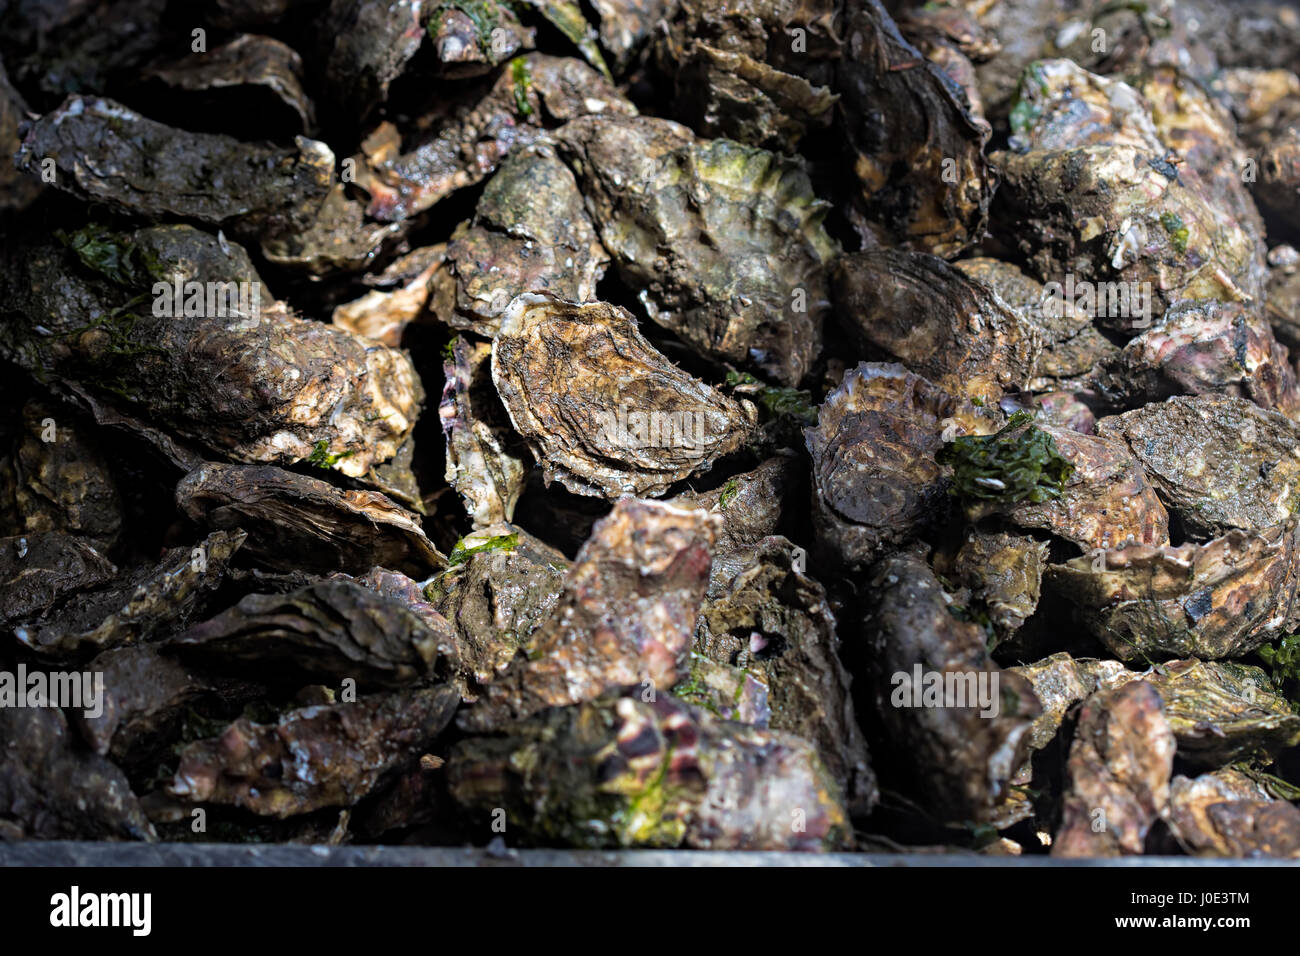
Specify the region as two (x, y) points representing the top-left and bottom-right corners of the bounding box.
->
(965, 421), (1170, 552)
(694, 536), (878, 815)
(835, 250), (1042, 404)
(491, 295), (755, 499)
(1096, 395), (1300, 538)
(448, 691), (851, 850)
(175, 463), (444, 576)
(1047, 521), (1300, 661)
(865, 553), (1042, 823)
(458, 498), (717, 731)
(1168, 769), (1300, 858)
(169, 685), (461, 818)
(836, 0), (994, 258)
(1053, 681), (1175, 857)
(443, 141), (608, 338)
(1139, 659), (1300, 767)
(556, 113), (838, 386)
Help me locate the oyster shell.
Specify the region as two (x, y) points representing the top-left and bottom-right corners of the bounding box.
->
(1053, 681), (1175, 857)
(16, 96), (331, 239)
(0, 706), (156, 841)
(1168, 769), (1300, 858)
(0, 400), (123, 551)
(427, 524), (569, 690)
(1139, 659), (1300, 767)
(458, 497), (717, 730)
(835, 250), (1042, 403)
(447, 692), (851, 850)
(169, 685), (461, 818)
(806, 363), (967, 570)
(557, 113), (838, 386)
(1047, 521), (1300, 661)
(655, 0), (839, 149)
(864, 553), (1042, 823)
(0, 533), (118, 627)
(0, 229), (421, 480)
(668, 453), (802, 597)
(960, 419), (1170, 552)
(172, 576), (462, 691)
(694, 536), (878, 815)
(356, 54), (634, 223)
(15, 530), (246, 660)
(428, 0), (535, 78)
(1255, 125), (1300, 224)
(317, 0), (426, 122)
(1097, 302), (1300, 417)
(1008, 652), (1135, 753)
(0, 55), (41, 213)
(443, 141), (608, 337)
(940, 529), (1051, 640)
(332, 244), (446, 346)
(440, 337), (531, 527)
(995, 62), (1266, 322)
(491, 295), (755, 498)
(143, 33), (315, 132)
(175, 463), (444, 575)
(1095, 395), (1300, 538)
(837, 0), (994, 258)
(72, 644), (264, 769)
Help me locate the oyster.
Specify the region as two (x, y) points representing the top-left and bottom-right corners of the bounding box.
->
(806, 363), (968, 570)
(953, 257), (1119, 392)
(259, 182), (406, 277)
(72, 644), (263, 769)
(428, 524), (569, 690)
(1097, 302), (1300, 417)
(440, 337), (531, 526)
(836, 0), (994, 257)
(671, 653), (771, 727)
(557, 114), (838, 386)
(172, 577), (462, 691)
(0, 229), (421, 480)
(0, 706), (156, 841)
(1168, 769), (1300, 858)
(939, 529), (1051, 640)
(1047, 521), (1300, 661)
(668, 453), (803, 597)
(865, 553), (1042, 823)
(458, 498), (717, 731)
(175, 463), (444, 575)
(995, 61), (1266, 321)
(589, 0), (671, 71)
(491, 295), (755, 498)
(1053, 681), (1175, 857)
(1139, 659), (1300, 767)
(356, 54), (634, 223)
(15, 530), (246, 660)
(655, 0), (839, 149)
(835, 250), (1042, 403)
(956, 417), (1170, 552)
(169, 685), (461, 818)
(694, 537), (878, 815)
(143, 34), (315, 133)
(16, 97), (331, 239)
(1095, 395), (1300, 538)
(317, 0), (426, 122)
(0, 533), (118, 626)
(443, 141), (608, 337)
(0, 55), (41, 213)
(0, 400), (123, 550)
(447, 692), (850, 850)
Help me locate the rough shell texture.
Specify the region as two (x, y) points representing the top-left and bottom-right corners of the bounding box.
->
(1096, 395), (1300, 539)
(491, 295), (755, 498)
(458, 498), (718, 730)
(557, 113), (838, 386)
(447, 691), (850, 850)
(1053, 681), (1175, 857)
(1047, 520), (1300, 661)
(865, 553), (1042, 823)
